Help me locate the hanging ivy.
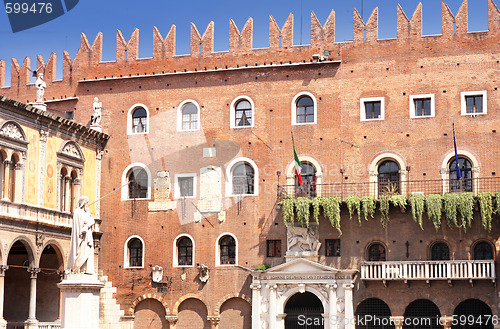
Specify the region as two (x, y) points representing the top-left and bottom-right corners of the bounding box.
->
(320, 196), (342, 234)
(295, 197), (311, 227)
(379, 196), (390, 227)
(496, 192), (500, 215)
(361, 196), (376, 221)
(390, 195), (407, 213)
(425, 194), (443, 231)
(281, 198), (295, 225)
(346, 195), (361, 223)
(312, 197), (322, 224)
(443, 193), (459, 228)
(478, 192), (493, 233)
(409, 194), (425, 229)
(457, 192), (475, 230)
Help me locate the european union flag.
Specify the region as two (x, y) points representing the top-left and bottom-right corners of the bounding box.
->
(453, 124), (461, 179)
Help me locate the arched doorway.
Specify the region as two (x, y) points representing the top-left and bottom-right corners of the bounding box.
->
(219, 297), (251, 329)
(176, 298), (210, 329)
(403, 299), (442, 329)
(355, 298), (394, 329)
(285, 292), (324, 329)
(452, 299), (493, 329)
(133, 298), (167, 329)
(5, 240), (32, 323)
(37, 244), (64, 322)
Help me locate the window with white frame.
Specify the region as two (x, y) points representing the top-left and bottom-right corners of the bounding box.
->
(291, 92), (317, 125)
(461, 91), (487, 115)
(127, 104), (149, 135)
(175, 174), (196, 198)
(360, 97), (384, 121)
(177, 237), (193, 266)
(124, 236), (144, 268)
(216, 233), (237, 266)
(230, 96), (254, 128)
(177, 100), (200, 131)
(121, 163), (151, 200)
(410, 94), (435, 118)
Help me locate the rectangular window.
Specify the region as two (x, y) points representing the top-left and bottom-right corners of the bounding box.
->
(360, 97), (384, 121)
(410, 94), (435, 118)
(461, 91), (487, 116)
(465, 95), (483, 114)
(175, 174), (197, 199)
(325, 239), (340, 257)
(266, 240), (282, 257)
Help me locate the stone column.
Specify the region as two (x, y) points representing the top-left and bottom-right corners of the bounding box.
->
(0, 266), (8, 329)
(268, 284), (277, 329)
(343, 284), (355, 329)
(95, 150), (104, 219)
(26, 268), (40, 327)
(327, 283), (338, 329)
(64, 177), (71, 212)
(165, 315), (178, 329)
(14, 162), (23, 203)
(3, 160), (11, 199)
(250, 282), (261, 329)
(72, 179), (81, 212)
(391, 316), (404, 329)
(38, 130), (49, 206)
(207, 315), (220, 329)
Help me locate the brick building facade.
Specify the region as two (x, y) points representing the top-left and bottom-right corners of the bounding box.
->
(1, 1), (499, 328)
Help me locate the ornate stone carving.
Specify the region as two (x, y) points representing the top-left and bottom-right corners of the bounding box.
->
(62, 143), (82, 160)
(152, 265), (163, 283)
(96, 149), (104, 160)
(276, 284), (288, 298)
(198, 264), (209, 282)
(0, 123), (25, 141)
(260, 298), (269, 313)
(153, 171), (170, 202)
(207, 316), (220, 326)
(28, 267), (40, 279)
(261, 320), (268, 329)
(36, 233), (45, 248)
(286, 225), (321, 254)
(39, 129), (49, 142)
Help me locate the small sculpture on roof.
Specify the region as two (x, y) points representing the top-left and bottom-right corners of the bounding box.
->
(35, 74), (46, 103)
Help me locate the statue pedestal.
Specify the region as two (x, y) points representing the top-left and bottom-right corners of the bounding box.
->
(32, 102), (46, 111)
(58, 274), (104, 329)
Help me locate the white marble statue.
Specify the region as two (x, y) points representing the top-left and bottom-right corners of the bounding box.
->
(91, 97), (102, 126)
(35, 74), (46, 103)
(67, 196), (95, 274)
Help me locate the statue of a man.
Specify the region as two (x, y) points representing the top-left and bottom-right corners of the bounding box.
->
(91, 97), (102, 126)
(67, 196), (95, 274)
(35, 73), (46, 103)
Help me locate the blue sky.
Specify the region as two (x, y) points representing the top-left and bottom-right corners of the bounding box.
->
(0, 0), (491, 85)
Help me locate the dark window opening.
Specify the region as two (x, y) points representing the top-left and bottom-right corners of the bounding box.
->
(378, 160), (400, 195)
(128, 239), (143, 267)
(296, 96), (314, 123)
(430, 242), (450, 261)
(266, 240), (281, 257)
(452, 299), (493, 329)
(232, 163), (254, 195)
(465, 95), (483, 114)
(132, 107), (147, 133)
(474, 242), (493, 260)
(177, 237), (193, 266)
(220, 236), (236, 265)
(178, 176), (194, 197)
(414, 98), (431, 116)
(296, 162), (317, 197)
(128, 167), (148, 199)
(235, 100), (252, 126)
(403, 299), (442, 329)
(355, 298), (394, 329)
(365, 101), (381, 119)
(368, 243), (386, 261)
(449, 158), (473, 192)
(325, 239), (341, 257)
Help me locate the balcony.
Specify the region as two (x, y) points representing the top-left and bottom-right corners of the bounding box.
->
(278, 177), (500, 200)
(0, 200), (72, 229)
(360, 260), (496, 286)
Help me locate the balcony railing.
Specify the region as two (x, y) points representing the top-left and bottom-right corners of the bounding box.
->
(278, 177), (500, 200)
(0, 200), (72, 228)
(360, 260), (496, 281)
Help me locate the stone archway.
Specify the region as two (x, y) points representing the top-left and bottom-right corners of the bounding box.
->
(284, 291), (324, 329)
(133, 298), (167, 329)
(37, 243), (64, 322)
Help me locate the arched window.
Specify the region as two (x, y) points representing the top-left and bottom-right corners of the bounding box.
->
(8, 154), (17, 202)
(453, 299), (493, 329)
(177, 237), (193, 266)
(219, 235), (236, 265)
(131, 107), (148, 133)
(126, 237), (143, 268)
(430, 242), (450, 261)
(181, 102), (199, 130)
(449, 157), (473, 192)
(296, 96), (314, 123)
(291, 92), (317, 125)
(127, 167), (148, 199)
(368, 243), (386, 261)
(0, 151), (5, 199)
(474, 241), (493, 260)
(378, 160), (400, 195)
(234, 99), (252, 127)
(232, 163), (254, 195)
(296, 162), (317, 197)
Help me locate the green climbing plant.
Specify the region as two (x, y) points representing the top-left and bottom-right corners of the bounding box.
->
(320, 196), (342, 234)
(379, 196), (390, 227)
(295, 197), (311, 227)
(457, 192), (475, 230)
(496, 192), (500, 215)
(425, 194), (443, 231)
(281, 198), (295, 225)
(361, 196), (376, 221)
(478, 192), (493, 233)
(390, 195), (407, 213)
(312, 197), (322, 224)
(409, 194), (425, 229)
(345, 195), (361, 223)
(443, 193), (459, 228)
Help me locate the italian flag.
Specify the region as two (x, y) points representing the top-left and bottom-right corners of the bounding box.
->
(293, 142), (303, 185)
